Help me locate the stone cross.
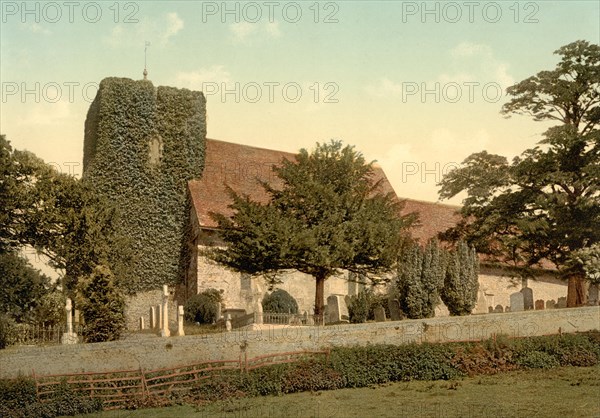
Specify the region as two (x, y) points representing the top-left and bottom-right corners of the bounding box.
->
(65, 298), (73, 334)
(177, 305), (185, 336)
(61, 298), (78, 344)
(254, 299), (263, 325)
(160, 285), (170, 337)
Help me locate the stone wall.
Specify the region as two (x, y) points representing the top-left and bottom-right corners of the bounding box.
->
(2, 306), (597, 379)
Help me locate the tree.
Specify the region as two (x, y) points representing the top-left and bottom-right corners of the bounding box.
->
(438, 40), (599, 306)
(396, 239), (445, 319)
(0, 251), (53, 322)
(208, 140), (414, 316)
(76, 265), (126, 342)
(440, 241), (479, 316)
(0, 136), (133, 296)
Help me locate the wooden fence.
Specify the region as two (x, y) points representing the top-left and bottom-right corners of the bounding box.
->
(31, 349), (330, 410)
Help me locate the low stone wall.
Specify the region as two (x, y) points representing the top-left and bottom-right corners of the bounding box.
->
(1, 306), (598, 379)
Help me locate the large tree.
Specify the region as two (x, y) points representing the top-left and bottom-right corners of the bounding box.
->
(0, 135), (133, 295)
(438, 40), (599, 306)
(208, 140), (414, 316)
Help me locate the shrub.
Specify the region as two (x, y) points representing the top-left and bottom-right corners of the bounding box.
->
(347, 289), (389, 323)
(262, 289), (299, 314)
(184, 289), (223, 324)
(516, 351), (560, 369)
(77, 265), (126, 343)
(441, 241), (479, 316)
(0, 314), (16, 349)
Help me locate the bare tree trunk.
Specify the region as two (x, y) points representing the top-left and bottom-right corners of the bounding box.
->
(314, 274), (326, 318)
(567, 274), (588, 307)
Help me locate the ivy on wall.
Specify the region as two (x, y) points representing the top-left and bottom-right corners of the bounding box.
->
(83, 78), (206, 293)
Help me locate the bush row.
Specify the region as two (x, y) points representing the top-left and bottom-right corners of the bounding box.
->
(1, 331), (598, 414)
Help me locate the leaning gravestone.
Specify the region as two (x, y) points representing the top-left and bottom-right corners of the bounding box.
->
(494, 304), (504, 313)
(520, 287), (534, 310)
(388, 297), (402, 321)
(374, 306), (386, 322)
(557, 296), (567, 308)
(326, 295), (349, 324)
(510, 292), (524, 312)
(535, 299), (545, 310)
(546, 300), (556, 309)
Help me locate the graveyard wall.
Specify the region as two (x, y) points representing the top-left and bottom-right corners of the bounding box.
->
(1, 306), (598, 379)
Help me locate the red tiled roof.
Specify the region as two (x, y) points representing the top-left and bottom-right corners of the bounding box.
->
(188, 139), (460, 242)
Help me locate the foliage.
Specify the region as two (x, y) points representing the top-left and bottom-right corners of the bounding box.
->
(0, 378), (102, 418)
(568, 244), (600, 284)
(83, 77), (206, 292)
(0, 250), (53, 322)
(438, 41), (599, 287)
(77, 265), (126, 342)
(0, 135), (133, 297)
(184, 288), (223, 324)
(0, 314), (15, 349)
(28, 290), (65, 327)
(261, 289), (299, 314)
(208, 140), (414, 315)
(396, 239), (445, 319)
(441, 241), (479, 316)
(347, 288), (389, 323)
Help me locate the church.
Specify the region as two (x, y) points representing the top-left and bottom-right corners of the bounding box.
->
(81, 77), (570, 330)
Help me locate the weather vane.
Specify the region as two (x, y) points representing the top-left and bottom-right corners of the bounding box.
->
(143, 41), (151, 80)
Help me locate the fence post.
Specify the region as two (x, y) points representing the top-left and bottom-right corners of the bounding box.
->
(139, 367), (149, 398)
(32, 369), (39, 400)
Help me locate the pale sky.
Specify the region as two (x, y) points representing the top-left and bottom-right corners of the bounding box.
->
(1, 1), (599, 208)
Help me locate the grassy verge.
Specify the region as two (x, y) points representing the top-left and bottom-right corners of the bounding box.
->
(77, 366), (599, 418)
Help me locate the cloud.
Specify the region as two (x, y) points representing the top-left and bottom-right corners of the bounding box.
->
(365, 77), (404, 98)
(229, 21), (282, 44)
(173, 65), (232, 90)
(442, 42), (514, 89)
(104, 12), (184, 48)
(20, 22), (52, 35)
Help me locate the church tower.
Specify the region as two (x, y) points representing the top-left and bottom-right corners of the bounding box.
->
(82, 77), (206, 294)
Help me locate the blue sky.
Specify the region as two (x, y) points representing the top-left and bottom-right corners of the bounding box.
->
(2, 1), (599, 205)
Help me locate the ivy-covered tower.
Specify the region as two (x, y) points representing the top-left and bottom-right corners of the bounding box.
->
(83, 77), (206, 293)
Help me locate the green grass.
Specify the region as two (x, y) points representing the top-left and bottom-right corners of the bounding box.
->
(76, 366), (599, 418)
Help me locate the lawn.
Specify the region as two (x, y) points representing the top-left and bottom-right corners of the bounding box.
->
(77, 366), (599, 418)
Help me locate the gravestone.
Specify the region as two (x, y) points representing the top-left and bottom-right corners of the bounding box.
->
(160, 285), (170, 337)
(520, 287), (534, 310)
(546, 299), (556, 309)
(535, 299), (545, 310)
(326, 295), (349, 324)
(157, 304), (163, 328)
(557, 296), (567, 308)
(510, 292), (524, 312)
(588, 284), (599, 306)
(474, 290), (489, 314)
(388, 297), (402, 321)
(177, 305), (185, 336)
(505, 306), (510, 313)
(494, 304), (504, 313)
(225, 314), (232, 332)
(215, 302), (222, 322)
(488, 306), (494, 313)
(149, 306), (156, 329)
(374, 306), (386, 322)
(139, 317), (145, 330)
